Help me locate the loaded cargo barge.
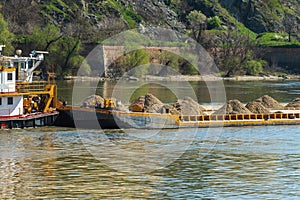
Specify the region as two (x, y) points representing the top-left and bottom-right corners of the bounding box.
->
(55, 105), (300, 129)
(0, 46), (59, 129)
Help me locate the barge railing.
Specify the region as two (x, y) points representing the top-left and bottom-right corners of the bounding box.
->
(180, 113), (300, 122)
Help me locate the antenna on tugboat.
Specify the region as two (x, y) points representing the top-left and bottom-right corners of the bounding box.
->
(35, 51), (49, 54)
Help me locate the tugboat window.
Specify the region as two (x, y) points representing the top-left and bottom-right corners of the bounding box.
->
(7, 73), (13, 81)
(0, 98), (2, 105)
(14, 61), (18, 68)
(28, 60), (33, 68)
(5, 61), (11, 67)
(21, 62), (26, 69)
(8, 97), (13, 105)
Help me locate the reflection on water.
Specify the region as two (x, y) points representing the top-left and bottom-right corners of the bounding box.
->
(58, 79), (300, 104)
(1, 126), (299, 199)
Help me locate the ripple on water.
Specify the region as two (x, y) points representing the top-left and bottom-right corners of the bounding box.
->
(0, 125), (299, 199)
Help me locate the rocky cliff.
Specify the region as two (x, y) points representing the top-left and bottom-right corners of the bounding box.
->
(1, 0), (299, 40)
(218, 0), (300, 33)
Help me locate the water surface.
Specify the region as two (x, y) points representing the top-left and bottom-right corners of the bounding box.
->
(0, 126), (299, 199)
(1, 80), (300, 199)
(57, 79), (300, 104)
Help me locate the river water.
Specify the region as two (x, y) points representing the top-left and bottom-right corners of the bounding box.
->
(1, 80), (300, 199)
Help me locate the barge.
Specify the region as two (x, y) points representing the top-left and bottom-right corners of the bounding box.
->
(0, 46), (59, 129)
(55, 104), (300, 129)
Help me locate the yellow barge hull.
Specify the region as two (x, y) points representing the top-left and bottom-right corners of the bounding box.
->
(55, 106), (300, 129)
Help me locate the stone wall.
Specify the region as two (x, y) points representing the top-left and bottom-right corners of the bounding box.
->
(86, 45), (300, 76)
(101, 45), (181, 77)
(262, 48), (300, 73)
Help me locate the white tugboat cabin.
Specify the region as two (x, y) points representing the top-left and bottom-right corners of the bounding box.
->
(0, 63), (23, 116)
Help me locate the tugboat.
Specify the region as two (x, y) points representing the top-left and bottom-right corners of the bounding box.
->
(0, 45), (59, 129)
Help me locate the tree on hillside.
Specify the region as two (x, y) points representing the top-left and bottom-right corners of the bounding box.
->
(283, 12), (298, 42)
(211, 29), (259, 77)
(60, 36), (81, 74)
(58, 9), (91, 76)
(26, 24), (63, 75)
(0, 13), (14, 54)
(26, 22), (85, 77)
(27, 24), (63, 51)
(109, 49), (150, 77)
(63, 8), (95, 42)
(1, 0), (41, 34)
(187, 10), (207, 43)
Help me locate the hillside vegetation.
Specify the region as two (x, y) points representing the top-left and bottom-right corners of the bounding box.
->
(0, 0), (299, 77)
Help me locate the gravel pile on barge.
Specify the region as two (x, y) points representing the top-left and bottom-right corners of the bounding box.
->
(255, 95), (285, 110)
(81, 95), (104, 107)
(144, 93), (164, 113)
(129, 94), (206, 115)
(214, 100), (252, 114)
(129, 93), (165, 113)
(285, 98), (300, 110)
(129, 96), (145, 112)
(172, 97), (206, 115)
(245, 101), (270, 114)
(81, 93), (295, 115)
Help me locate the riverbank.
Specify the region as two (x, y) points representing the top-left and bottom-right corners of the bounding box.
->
(63, 74), (300, 82)
(144, 75), (293, 81)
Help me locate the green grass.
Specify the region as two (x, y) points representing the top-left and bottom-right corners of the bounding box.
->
(101, 29), (192, 47)
(215, 2), (257, 39)
(43, 0), (72, 21)
(257, 32), (300, 47)
(262, 0), (284, 21)
(107, 0), (143, 28)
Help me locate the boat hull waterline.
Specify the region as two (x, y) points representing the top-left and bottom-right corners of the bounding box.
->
(0, 112), (58, 129)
